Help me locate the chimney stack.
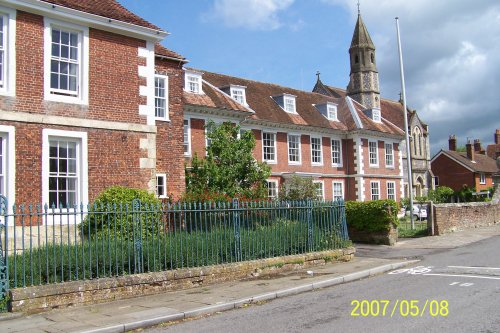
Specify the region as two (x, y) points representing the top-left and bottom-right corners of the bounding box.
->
(466, 140), (475, 161)
(473, 139), (484, 154)
(449, 135), (457, 151)
(495, 129), (500, 144)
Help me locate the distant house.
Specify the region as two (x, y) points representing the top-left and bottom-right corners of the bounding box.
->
(431, 136), (498, 192)
(486, 129), (500, 160)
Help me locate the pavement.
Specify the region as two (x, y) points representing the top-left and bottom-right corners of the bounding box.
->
(1, 223), (499, 333)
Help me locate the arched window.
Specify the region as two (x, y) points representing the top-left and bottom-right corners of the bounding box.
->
(413, 127), (422, 157)
(355, 54), (359, 64)
(371, 53), (375, 64)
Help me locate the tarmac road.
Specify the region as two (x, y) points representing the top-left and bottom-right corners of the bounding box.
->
(148, 235), (500, 333)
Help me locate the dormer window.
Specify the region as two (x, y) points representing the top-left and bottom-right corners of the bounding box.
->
(327, 103), (338, 121)
(184, 70), (202, 94)
(314, 102), (338, 121)
(272, 93), (297, 113)
(284, 95), (296, 113)
(229, 85), (247, 105)
(372, 108), (381, 122)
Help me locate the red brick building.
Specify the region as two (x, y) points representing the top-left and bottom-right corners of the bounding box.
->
(486, 129), (500, 160)
(431, 136), (498, 192)
(183, 69), (404, 202)
(0, 0), (186, 207)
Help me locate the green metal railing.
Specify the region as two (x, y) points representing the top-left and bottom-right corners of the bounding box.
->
(0, 196), (349, 294)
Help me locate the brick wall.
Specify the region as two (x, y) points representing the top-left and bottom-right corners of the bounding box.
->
(10, 122), (152, 204)
(2, 11), (147, 125)
(155, 58), (185, 200)
(431, 154), (474, 191)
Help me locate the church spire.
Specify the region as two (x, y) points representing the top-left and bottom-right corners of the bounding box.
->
(346, 11), (380, 109)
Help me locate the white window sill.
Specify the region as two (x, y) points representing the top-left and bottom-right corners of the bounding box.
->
(155, 117), (171, 122)
(264, 160), (277, 165)
(45, 93), (87, 105)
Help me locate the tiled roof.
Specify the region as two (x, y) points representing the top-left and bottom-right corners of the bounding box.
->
(155, 44), (186, 62)
(184, 70), (403, 136)
(442, 150), (499, 173)
(318, 81), (408, 132)
(183, 80), (253, 115)
(202, 71), (349, 131)
(41, 0), (162, 30)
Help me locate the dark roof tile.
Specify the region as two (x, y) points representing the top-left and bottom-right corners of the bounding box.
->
(41, 0), (162, 30)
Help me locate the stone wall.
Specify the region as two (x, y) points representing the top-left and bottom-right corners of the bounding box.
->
(9, 248), (355, 313)
(348, 225), (398, 246)
(432, 185), (499, 235)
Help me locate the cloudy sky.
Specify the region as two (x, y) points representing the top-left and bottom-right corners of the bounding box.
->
(120, 0), (500, 155)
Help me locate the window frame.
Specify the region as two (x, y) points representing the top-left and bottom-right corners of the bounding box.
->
(283, 94), (297, 114)
(0, 7), (15, 96)
(387, 181), (396, 200)
(156, 173), (167, 198)
(266, 179), (279, 198)
(183, 118), (191, 156)
(154, 74), (169, 121)
(385, 142), (394, 168)
(332, 181), (344, 201)
(310, 136), (323, 165)
(327, 103), (338, 121)
(230, 85), (246, 105)
(42, 129), (88, 215)
(287, 133), (301, 165)
(368, 140), (379, 167)
(44, 18), (89, 105)
(262, 131), (277, 164)
(479, 173), (486, 185)
(370, 181), (380, 200)
(0, 125), (15, 204)
(372, 109), (381, 122)
(331, 138), (342, 167)
(313, 180), (324, 201)
(184, 71), (202, 94)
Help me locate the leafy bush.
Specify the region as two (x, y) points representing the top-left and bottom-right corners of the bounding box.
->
(9, 218), (349, 288)
(345, 200), (398, 232)
(79, 186), (162, 240)
(279, 176), (320, 201)
(428, 186), (454, 203)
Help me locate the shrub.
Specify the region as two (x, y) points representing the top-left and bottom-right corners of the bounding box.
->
(428, 186), (454, 203)
(345, 200), (398, 232)
(279, 176), (320, 201)
(79, 186), (162, 241)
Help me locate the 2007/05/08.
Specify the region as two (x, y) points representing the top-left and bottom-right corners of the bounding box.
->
(351, 299), (449, 317)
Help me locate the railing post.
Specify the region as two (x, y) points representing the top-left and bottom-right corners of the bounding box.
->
(132, 199), (143, 274)
(307, 200), (313, 252)
(232, 199), (241, 262)
(0, 195), (9, 312)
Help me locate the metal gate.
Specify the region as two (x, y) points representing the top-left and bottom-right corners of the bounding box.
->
(0, 195), (8, 311)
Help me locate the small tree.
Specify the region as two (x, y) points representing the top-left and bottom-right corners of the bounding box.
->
(427, 186), (454, 203)
(279, 176), (319, 201)
(185, 121), (271, 200)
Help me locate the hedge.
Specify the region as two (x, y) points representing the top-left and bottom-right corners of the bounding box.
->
(345, 200), (399, 232)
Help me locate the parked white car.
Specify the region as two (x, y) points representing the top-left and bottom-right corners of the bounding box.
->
(406, 204), (427, 220)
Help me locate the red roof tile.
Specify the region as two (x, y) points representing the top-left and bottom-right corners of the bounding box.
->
(155, 43), (186, 62)
(41, 0), (162, 30)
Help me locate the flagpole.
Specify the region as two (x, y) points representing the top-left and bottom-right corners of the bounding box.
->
(395, 17), (415, 229)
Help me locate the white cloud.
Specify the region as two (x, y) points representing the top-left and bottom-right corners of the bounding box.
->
(205, 0), (294, 31)
(323, 0), (500, 154)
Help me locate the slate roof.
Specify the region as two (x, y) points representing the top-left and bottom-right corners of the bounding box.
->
(155, 44), (186, 63)
(437, 150), (499, 173)
(184, 70), (403, 137)
(350, 14), (375, 50)
(41, 0), (162, 31)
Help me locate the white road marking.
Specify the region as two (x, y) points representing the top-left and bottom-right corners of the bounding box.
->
(424, 273), (500, 280)
(447, 266), (500, 270)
